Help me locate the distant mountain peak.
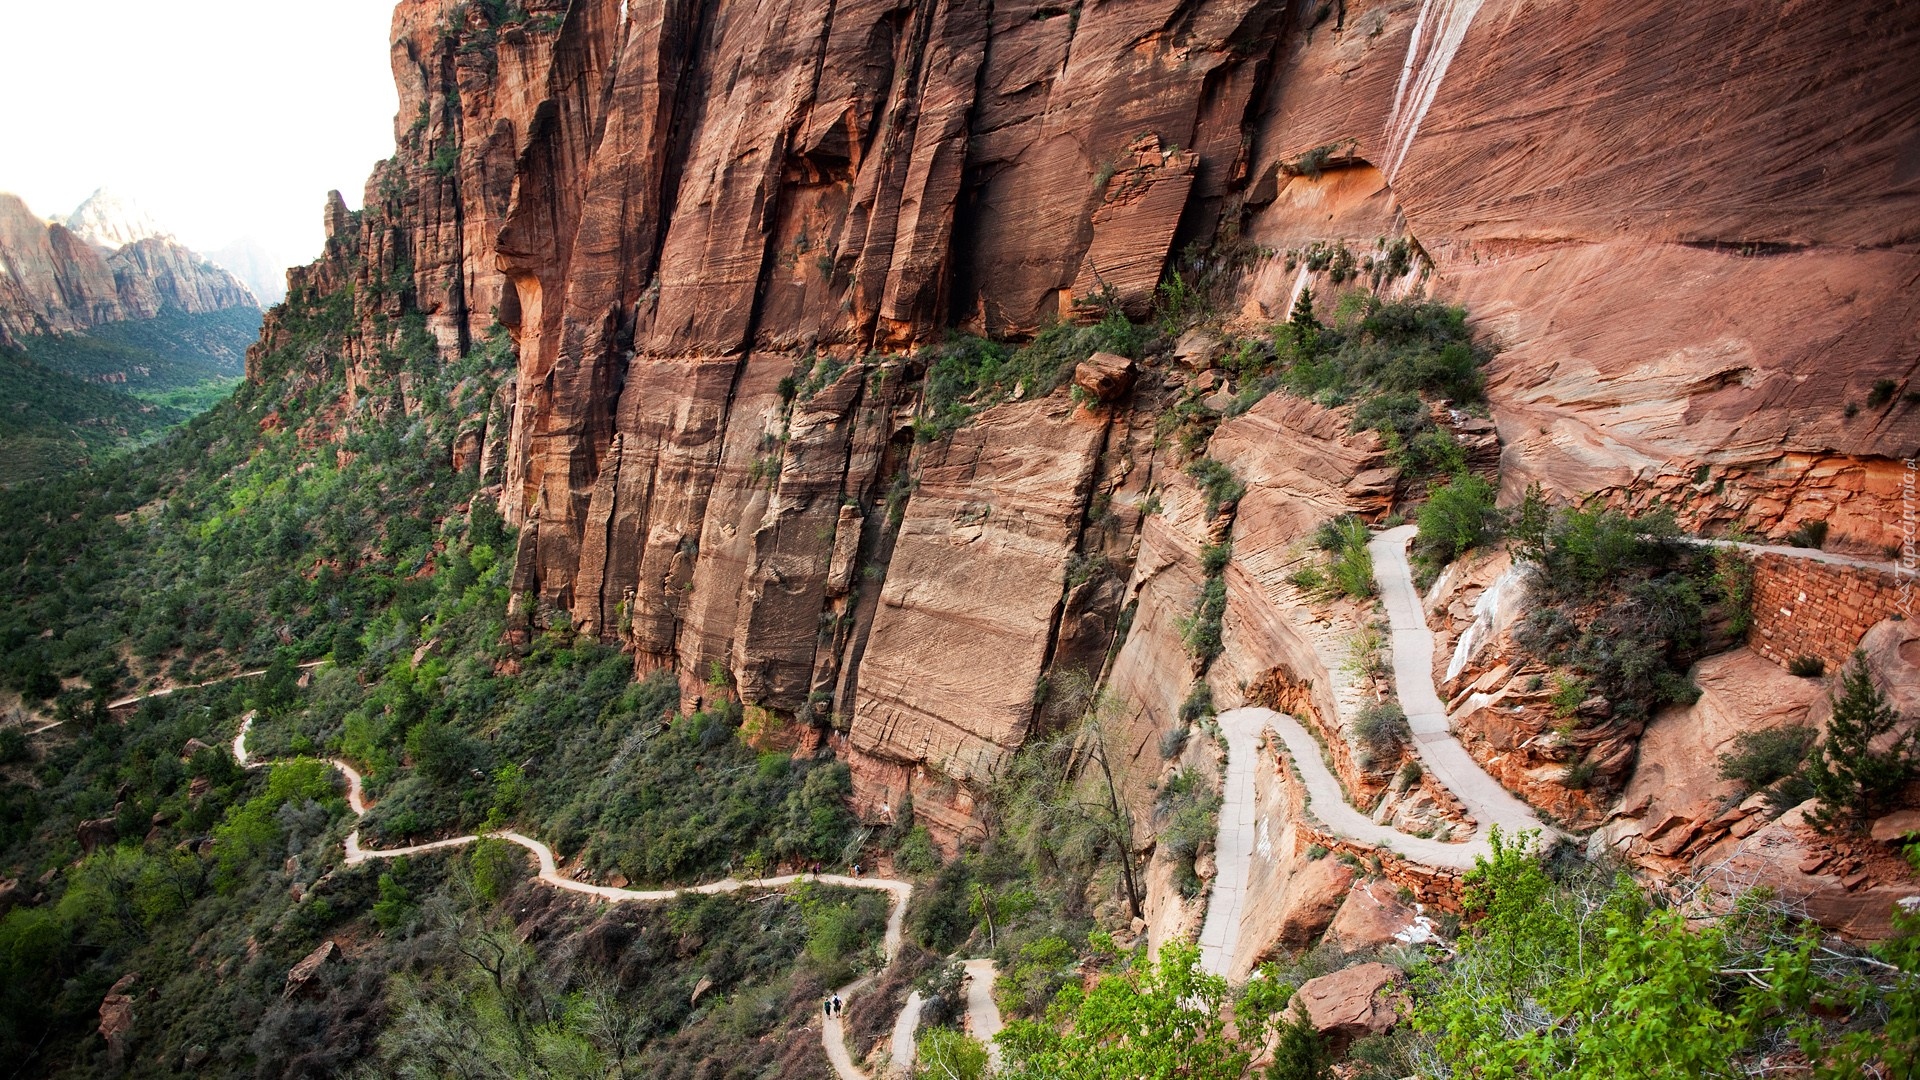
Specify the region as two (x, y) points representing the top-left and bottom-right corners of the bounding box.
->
(66, 187), (171, 250)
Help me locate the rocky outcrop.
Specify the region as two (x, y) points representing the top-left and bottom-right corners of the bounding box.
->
(1290, 962), (1405, 1052)
(1595, 648), (1825, 870)
(283, 940), (336, 999)
(1326, 879), (1430, 951)
(0, 192), (257, 340)
(1598, 620), (1920, 936)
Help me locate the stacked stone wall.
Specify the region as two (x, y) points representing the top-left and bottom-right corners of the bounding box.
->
(1748, 552), (1907, 671)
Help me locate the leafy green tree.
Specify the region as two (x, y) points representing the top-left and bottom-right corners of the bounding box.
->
(916, 1026), (990, 1080)
(998, 940), (1263, 1080)
(1417, 827), (1825, 1079)
(1806, 651), (1920, 833)
(469, 837), (523, 903)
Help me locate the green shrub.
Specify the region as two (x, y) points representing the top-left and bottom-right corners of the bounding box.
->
(1414, 473), (1500, 569)
(467, 836), (522, 903)
(916, 314), (1140, 442)
(1178, 576), (1228, 665)
(908, 860), (975, 953)
(1711, 547), (1756, 636)
(1187, 458), (1245, 518)
(1788, 655), (1826, 678)
(1550, 674), (1589, 718)
(1268, 1007), (1334, 1080)
(1179, 681), (1215, 726)
(916, 1027), (990, 1080)
(1303, 515), (1375, 599)
(1159, 725), (1192, 760)
(1561, 758), (1600, 790)
(1716, 726), (1816, 794)
(1199, 541), (1232, 576)
(0, 728), (27, 765)
(1353, 700), (1409, 766)
(1510, 491), (1683, 600)
(1156, 768), (1221, 898)
(895, 825), (941, 876)
(1510, 492), (1720, 731)
(1784, 520), (1828, 550)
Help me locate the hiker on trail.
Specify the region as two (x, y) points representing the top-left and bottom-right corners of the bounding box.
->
(852, 862), (862, 878)
(832, 994), (843, 1016)
(823, 997), (832, 1019)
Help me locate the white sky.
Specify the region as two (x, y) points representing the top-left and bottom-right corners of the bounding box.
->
(1, 0), (400, 272)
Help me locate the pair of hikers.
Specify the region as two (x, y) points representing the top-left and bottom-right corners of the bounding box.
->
(806, 861), (863, 878)
(821, 994), (843, 1019)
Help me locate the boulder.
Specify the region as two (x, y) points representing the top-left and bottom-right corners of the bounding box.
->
(1174, 329), (1223, 370)
(1871, 810), (1920, 846)
(77, 817), (117, 854)
(282, 940), (335, 999)
(1073, 352), (1136, 403)
(1272, 855), (1355, 946)
(1291, 962), (1406, 1051)
(1326, 880), (1424, 950)
(98, 972), (139, 1063)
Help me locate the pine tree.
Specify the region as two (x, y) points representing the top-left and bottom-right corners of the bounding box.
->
(1806, 650), (1920, 833)
(1289, 286), (1321, 358)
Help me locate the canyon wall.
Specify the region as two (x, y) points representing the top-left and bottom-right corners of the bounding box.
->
(265, 0), (1919, 846)
(0, 194), (257, 343)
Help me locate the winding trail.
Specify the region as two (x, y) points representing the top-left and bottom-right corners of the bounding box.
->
(963, 957), (1005, 1069)
(109, 659), (327, 711)
(1199, 526), (1550, 976)
(231, 716), (912, 1078)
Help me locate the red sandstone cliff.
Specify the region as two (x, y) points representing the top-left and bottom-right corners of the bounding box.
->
(259, 0), (1920, 848)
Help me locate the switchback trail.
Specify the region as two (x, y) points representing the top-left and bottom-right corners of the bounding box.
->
(230, 716), (912, 1078)
(1199, 526), (1549, 975)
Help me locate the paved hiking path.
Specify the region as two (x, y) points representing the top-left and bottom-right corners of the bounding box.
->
(230, 716), (919, 1078)
(963, 957), (1006, 1069)
(1199, 526), (1550, 975)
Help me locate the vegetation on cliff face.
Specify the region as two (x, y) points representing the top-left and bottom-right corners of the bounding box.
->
(1507, 494), (1757, 791)
(0, 275), (869, 1074)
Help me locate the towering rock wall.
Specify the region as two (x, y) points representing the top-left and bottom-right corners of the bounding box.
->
(266, 0), (1919, 842)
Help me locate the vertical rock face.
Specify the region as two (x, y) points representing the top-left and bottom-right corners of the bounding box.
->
(258, 0), (1916, 843)
(847, 398), (1108, 833)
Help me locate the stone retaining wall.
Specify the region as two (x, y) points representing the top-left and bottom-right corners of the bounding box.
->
(1747, 553), (1908, 671)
